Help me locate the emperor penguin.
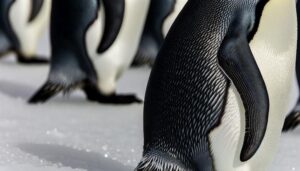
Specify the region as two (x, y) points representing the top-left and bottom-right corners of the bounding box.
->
(283, 0), (300, 132)
(28, 0), (149, 104)
(132, 0), (187, 66)
(136, 0), (297, 171)
(0, 0), (51, 64)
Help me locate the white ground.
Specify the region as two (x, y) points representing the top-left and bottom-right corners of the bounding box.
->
(0, 35), (299, 171)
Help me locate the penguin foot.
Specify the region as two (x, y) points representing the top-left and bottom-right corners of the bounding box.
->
(17, 55), (49, 64)
(28, 82), (70, 103)
(83, 84), (142, 104)
(282, 111), (300, 132)
(93, 94), (143, 104)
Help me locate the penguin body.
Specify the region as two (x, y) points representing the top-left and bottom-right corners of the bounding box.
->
(0, 0), (51, 63)
(29, 0), (149, 104)
(136, 0), (297, 170)
(132, 0), (186, 66)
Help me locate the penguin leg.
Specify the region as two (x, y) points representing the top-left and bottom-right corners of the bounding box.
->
(17, 53), (49, 64)
(82, 83), (142, 104)
(218, 14), (269, 161)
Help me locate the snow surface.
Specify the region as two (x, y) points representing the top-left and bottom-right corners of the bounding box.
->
(0, 35), (299, 171)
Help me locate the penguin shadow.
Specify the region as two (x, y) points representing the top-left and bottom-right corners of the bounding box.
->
(0, 80), (35, 99)
(18, 143), (134, 171)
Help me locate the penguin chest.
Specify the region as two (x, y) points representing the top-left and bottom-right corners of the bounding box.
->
(250, 0), (297, 113)
(247, 0), (297, 168)
(209, 0), (297, 170)
(250, 0), (297, 118)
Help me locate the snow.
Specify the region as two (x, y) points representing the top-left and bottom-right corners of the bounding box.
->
(0, 35), (299, 171)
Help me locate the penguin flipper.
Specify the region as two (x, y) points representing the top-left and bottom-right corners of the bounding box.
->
(283, 110), (300, 132)
(218, 18), (269, 162)
(28, 0), (44, 22)
(97, 0), (125, 53)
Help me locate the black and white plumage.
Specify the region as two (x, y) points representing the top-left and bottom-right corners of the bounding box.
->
(29, 0), (149, 104)
(0, 0), (51, 64)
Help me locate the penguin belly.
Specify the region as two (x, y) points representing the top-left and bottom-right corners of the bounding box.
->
(210, 0), (297, 170)
(93, 0), (150, 95)
(9, 0), (51, 58)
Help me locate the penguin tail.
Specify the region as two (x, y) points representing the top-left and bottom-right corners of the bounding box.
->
(135, 151), (189, 171)
(29, 81), (64, 103)
(28, 81), (81, 104)
(282, 111), (300, 132)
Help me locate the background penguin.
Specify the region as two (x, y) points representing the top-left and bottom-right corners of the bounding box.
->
(136, 0), (297, 170)
(0, 0), (51, 64)
(132, 0), (186, 67)
(283, 0), (300, 132)
(29, 0), (149, 104)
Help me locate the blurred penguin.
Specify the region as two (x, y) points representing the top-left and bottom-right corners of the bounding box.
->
(0, 0), (51, 64)
(29, 0), (149, 104)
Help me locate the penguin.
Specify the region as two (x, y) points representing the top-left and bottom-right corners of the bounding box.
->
(0, 0), (51, 64)
(136, 0), (297, 171)
(132, 0), (186, 66)
(28, 0), (149, 104)
(283, 0), (300, 132)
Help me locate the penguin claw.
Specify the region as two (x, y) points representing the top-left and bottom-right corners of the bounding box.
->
(17, 54), (49, 64)
(282, 111), (300, 132)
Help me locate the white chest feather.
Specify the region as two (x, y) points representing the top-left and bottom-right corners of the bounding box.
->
(9, 0), (51, 57)
(209, 0), (297, 170)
